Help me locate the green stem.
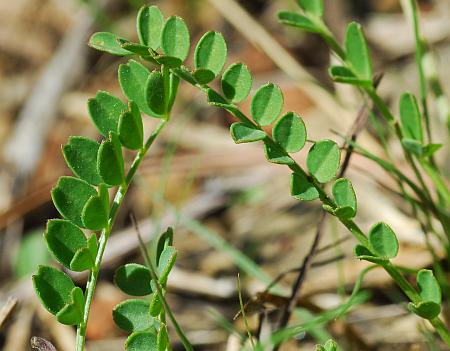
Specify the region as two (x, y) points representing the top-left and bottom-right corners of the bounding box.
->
(75, 119), (168, 351)
(406, 0), (432, 143)
(137, 227), (194, 351)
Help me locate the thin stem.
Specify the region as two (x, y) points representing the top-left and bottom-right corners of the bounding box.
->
(132, 217), (194, 351)
(75, 119), (168, 351)
(404, 0), (432, 142)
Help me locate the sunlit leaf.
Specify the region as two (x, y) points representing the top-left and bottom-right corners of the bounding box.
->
(230, 122), (266, 144)
(399, 93), (423, 143)
(126, 331), (157, 351)
(332, 178), (357, 219)
(306, 140), (340, 183)
(161, 16), (190, 61)
(272, 112), (307, 153)
(368, 222), (399, 259)
(345, 22), (373, 81)
(194, 31), (227, 82)
(137, 5), (164, 49)
(277, 11), (321, 33)
(88, 91), (127, 136)
(145, 71), (166, 118)
(119, 101), (144, 150)
(251, 83), (284, 126)
(97, 132), (125, 186)
(221, 63), (252, 103)
(113, 299), (154, 333)
(88, 32), (133, 56)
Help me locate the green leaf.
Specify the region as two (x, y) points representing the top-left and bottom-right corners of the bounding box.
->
(118, 60), (153, 116)
(167, 73), (180, 111)
(290, 172), (319, 201)
(417, 269), (441, 304)
(113, 299), (154, 333)
(297, 0), (324, 17)
(221, 63), (252, 103)
(353, 245), (388, 265)
(161, 16), (190, 61)
(230, 122), (266, 143)
(277, 11), (321, 33)
(329, 66), (372, 87)
(97, 132), (125, 186)
(119, 40), (152, 57)
(14, 229), (50, 278)
(157, 324), (169, 351)
(272, 112), (307, 153)
(88, 32), (133, 56)
(154, 55), (183, 68)
(402, 138), (423, 157)
(81, 193), (109, 231)
(56, 287), (85, 325)
(193, 68), (216, 85)
(149, 291), (162, 317)
(194, 31), (227, 79)
(70, 247), (95, 272)
(126, 331), (157, 351)
(87, 234), (99, 259)
(422, 143), (442, 157)
(158, 246), (177, 285)
(145, 71), (166, 118)
(51, 176), (97, 227)
(399, 93), (423, 143)
(251, 83), (284, 126)
(119, 101), (144, 150)
(62, 136), (102, 186)
(88, 91), (127, 136)
(345, 22), (373, 81)
(332, 178), (357, 219)
(263, 141), (294, 165)
(408, 301), (441, 320)
(306, 140), (340, 183)
(44, 219), (89, 270)
(114, 263), (152, 296)
(368, 222), (399, 259)
(151, 227), (174, 269)
(33, 265), (76, 316)
(137, 5), (164, 49)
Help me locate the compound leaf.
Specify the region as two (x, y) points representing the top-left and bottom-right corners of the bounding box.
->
(400, 93), (423, 143)
(161, 16), (190, 61)
(332, 178), (357, 218)
(88, 91), (127, 136)
(118, 60), (153, 116)
(33, 265), (75, 316)
(145, 71), (166, 118)
(137, 5), (164, 49)
(51, 176), (97, 228)
(251, 83), (284, 126)
(368, 222), (399, 259)
(113, 299), (154, 333)
(221, 63), (252, 103)
(126, 331), (157, 351)
(345, 22), (372, 81)
(194, 31), (227, 80)
(290, 172), (319, 201)
(62, 136), (102, 186)
(230, 122), (266, 144)
(119, 101), (144, 150)
(306, 140), (340, 183)
(88, 32), (133, 56)
(44, 219), (88, 270)
(273, 112), (307, 153)
(114, 263), (152, 296)
(97, 132), (125, 186)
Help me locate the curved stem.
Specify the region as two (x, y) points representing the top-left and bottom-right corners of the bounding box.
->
(75, 119), (168, 351)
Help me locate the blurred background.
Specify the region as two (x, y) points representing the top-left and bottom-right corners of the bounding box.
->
(0, 0), (449, 350)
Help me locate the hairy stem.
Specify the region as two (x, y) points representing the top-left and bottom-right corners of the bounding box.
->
(75, 119), (168, 351)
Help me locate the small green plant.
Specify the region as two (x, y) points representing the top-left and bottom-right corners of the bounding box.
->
(32, 1), (450, 350)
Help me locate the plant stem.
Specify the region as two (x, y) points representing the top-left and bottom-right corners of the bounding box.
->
(75, 119), (168, 351)
(133, 218), (194, 351)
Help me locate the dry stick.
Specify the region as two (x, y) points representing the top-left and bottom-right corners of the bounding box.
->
(273, 77), (382, 348)
(0, 297), (18, 329)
